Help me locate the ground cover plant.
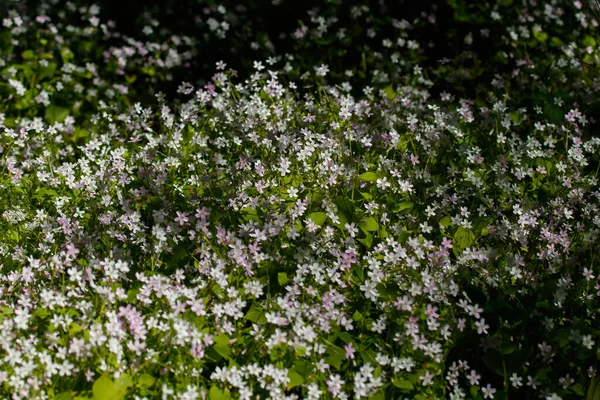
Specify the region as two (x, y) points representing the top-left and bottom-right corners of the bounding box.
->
(1, 0), (600, 399)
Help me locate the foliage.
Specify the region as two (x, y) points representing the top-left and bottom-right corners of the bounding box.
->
(1, 1), (600, 399)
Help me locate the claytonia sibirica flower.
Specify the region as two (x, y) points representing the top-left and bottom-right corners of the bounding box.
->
(420, 371), (434, 386)
(475, 318), (489, 335)
(326, 374), (345, 398)
(344, 343), (356, 360)
(1, 1), (600, 398)
(510, 373), (523, 388)
(344, 222), (359, 238)
(582, 335), (596, 349)
(466, 370), (481, 385)
(315, 63), (329, 76)
(376, 177), (391, 190)
(481, 384), (496, 399)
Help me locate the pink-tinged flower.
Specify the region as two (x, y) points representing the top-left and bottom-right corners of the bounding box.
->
(475, 318), (489, 335)
(315, 64), (329, 77)
(294, 25), (308, 39)
(36, 15), (51, 23)
(424, 304), (439, 320)
(482, 384), (496, 399)
(195, 207), (210, 220)
(326, 374), (344, 398)
(303, 114), (316, 123)
(175, 211), (189, 225)
(344, 343), (356, 360)
(466, 370), (480, 385)
(441, 237), (452, 249)
(420, 371), (434, 386)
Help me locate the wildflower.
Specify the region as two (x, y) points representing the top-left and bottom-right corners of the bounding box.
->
(582, 335), (595, 349)
(8, 79), (26, 96)
(344, 343), (356, 360)
(509, 373), (523, 388)
(466, 370), (480, 385)
(481, 384), (496, 399)
(344, 222), (358, 238)
(327, 374), (345, 397)
(526, 375), (538, 389)
(175, 211), (189, 226)
(583, 268), (595, 280)
(420, 371), (434, 386)
(441, 237), (453, 249)
(315, 64), (329, 77)
(475, 318), (489, 335)
(253, 61), (264, 71)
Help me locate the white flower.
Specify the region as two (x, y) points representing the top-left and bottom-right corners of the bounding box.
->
(582, 335), (595, 349)
(481, 384), (496, 399)
(315, 64), (329, 77)
(344, 222), (358, 238)
(509, 373), (523, 388)
(419, 371), (434, 386)
(376, 177), (390, 190)
(9, 79), (26, 96)
(475, 318), (489, 335)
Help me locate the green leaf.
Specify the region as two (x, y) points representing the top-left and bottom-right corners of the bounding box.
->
(368, 390), (385, 400)
(392, 378), (414, 390)
(470, 385), (480, 398)
(92, 373), (131, 400)
(337, 331), (354, 344)
(21, 50), (35, 60)
(361, 350), (378, 365)
(326, 345), (345, 370)
(359, 217), (379, 232)
(359, 191), (372, 200)
(358, 172), (378, 181)
(278, 272), (288, 286)
(33, 308), (50, 319)
(439, 216), (451, 228)
(482, 350), (504, 377)
(181, 124), (193, 144)
(209, 386), (231, 400)
(137, 373), (155, 389)
(532, 28), (548, 43)
(550, 37), (563, 47)
(583, 35), (597, 48)
(68, 322), (82, 335)
(34, 187), (58, 201)
(287, 369), (304, 389)
(115, 374), (133, 391)
(394, 201), (413, 212)
(213, 334), (231, 359)
(244, 305), (265, 324)
(588, 376), (600, 400)
(499, 342), (517, 355)
(45, 105), (70, 124)
(384, 85), (395, 100)
(55, 391), (73, 400)
(309, 212), (327, 226)
(572, 383), (584, 396)
(60, 47), (74, 63)
(454, 226), (474, 250)
(357, 231), (373, 249)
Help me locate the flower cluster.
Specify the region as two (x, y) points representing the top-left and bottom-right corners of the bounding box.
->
(0, 0), (600, 399)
